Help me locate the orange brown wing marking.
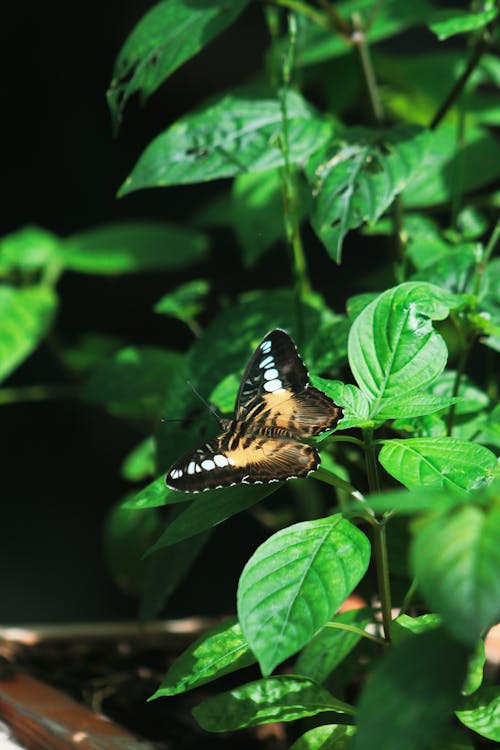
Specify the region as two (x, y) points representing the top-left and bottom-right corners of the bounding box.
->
(227, 438), (320, 482)
(246, 387), (342, 438)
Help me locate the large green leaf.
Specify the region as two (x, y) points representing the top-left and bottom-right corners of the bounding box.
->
(348, 283), (459, 416)
(295, 608), (373, 683)
(124, 476), (189, 510)
(0, 285), (57, 383)
(311, 378), (371, 429)
(193, 675), (353, 731)
(456, 686), (500, 742)
(379, 437), (498, 494)
(308, 125), (429, 262)
(63, 221), (208, 274)
(119, 90), (332, 194)
(146, 482), (282, 553)
(237, 515), (370, 675)
(150, 618), (254, 699)
(82, 346), (183, 420)
(429, 7), (498, 40)
(375, 392), (459, 420)
(107, 0), (250, 130)
(411, 502), (500, 645)
(290, 724), (356, 750)
(352, 628), (469, 750)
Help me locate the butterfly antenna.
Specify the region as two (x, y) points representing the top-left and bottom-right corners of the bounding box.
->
(187, 380), (221, 422)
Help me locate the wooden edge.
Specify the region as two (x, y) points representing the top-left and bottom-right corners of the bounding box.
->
(0, 674), (157, 750)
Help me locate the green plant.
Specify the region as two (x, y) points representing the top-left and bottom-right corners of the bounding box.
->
(2, 0), (500, 747)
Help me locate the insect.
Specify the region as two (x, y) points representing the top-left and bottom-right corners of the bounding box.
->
(166, 329), (343, 492)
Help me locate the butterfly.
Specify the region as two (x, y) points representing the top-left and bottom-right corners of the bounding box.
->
(166, 329), (343, 492)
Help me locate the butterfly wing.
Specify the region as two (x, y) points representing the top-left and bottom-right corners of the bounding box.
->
(166, 430), (320, 492)
(236, 329), (343, 437)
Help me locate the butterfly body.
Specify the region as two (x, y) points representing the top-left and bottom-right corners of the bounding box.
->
(166, 329), (342, 492)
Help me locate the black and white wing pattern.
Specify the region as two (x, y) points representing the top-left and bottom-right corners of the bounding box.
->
(166, 329), (343, 492)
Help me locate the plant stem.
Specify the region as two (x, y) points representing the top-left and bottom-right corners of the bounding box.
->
(317, 0), (352, 35)
(446, 334), (471, 436)
(483, 216), (500, 264)
(352, 12), (384, 126)
(372, 520), (393, 644)
(269, 0), (330, 28)
(363, 427), (380, 493)
(399, 578), (419, 616)
(325, 621), (385, 647)
(430, 27), (493, 130)
(0, 384), (78, 405)
(278, 12), (311, 343)
(329, 435), (365, 447)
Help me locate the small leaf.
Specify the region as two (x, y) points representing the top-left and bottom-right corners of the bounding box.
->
(352, 628), (469, 750)
(107, 0), (250, 130)
(83, 346), (183, 420)
(0, 285), (57, 382)
(192, 675), (353, 732)
(311, 378), (371, 429)
(121, 437), (156, 482)
(348, 282), (460, 416)
(150, 618), (255, 699)
(308, 125), (429, 262)
(154, 279), (209, 325)
(412, 502), (500, 646)
(119, 90), (332, 194)
(123, 476), (189, 510)
(378, 437), (498, 495)
(63, 221), (208, 274)
(392, 613), (443, 643)
(295, 608), (373, 683)
(289, 724), (356, 750)
(0, 226), (61, 273)
(429, 7), (497, 41)
(237, 515), (370, 675)
(462, 641), (485, 696)
(456, 686), (500, 742)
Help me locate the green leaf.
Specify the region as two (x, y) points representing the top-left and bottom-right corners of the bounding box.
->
(123, 476), (189, 510)
(290, 724), (356, 750)
(360, 487), (461, 516)
(462, 641), (485, 696)
(404, 125), (500, 208)
(0, 285), (57, 383)
(378, 437), (498, 495)
(295, 608), (373, 683)
(154, 280), (209, 325)
(150, 618), (254, 699)
(311, 378), (371, 429)
(352, 628), (469, 750)
(411, 245), (479, 293)
(293, 0), (433, 68)
(193, 675), (353, 731)
(63, 221), (208, 274)
(61, 333), (124, 374)
(392, 613), (442, 643)
(82, 346), (183, 420)
(348, 282), (459, 416)
(456, 686), (500, 742)
(237, 515), (370, 675)
(120, 89), (331, 194)
(411, 502), (500, 645)
(308, 125), (429, 262)
(209, 372), (240, 414)
(0, 226), (61, 274)
(146, 483), (283, 553)
(140, 529), (211, 620)
(376, 392), (459, 420)
(427, 371), (490, 415)
(107, 0), (250, 131)
(429, 7), (497, 41)
(121, 437), (156, 482)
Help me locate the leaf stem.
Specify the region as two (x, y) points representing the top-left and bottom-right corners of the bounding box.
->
(399, 577), (419, 616)
(351, 12), (384, 126)
(445, 332), (471, 436)
(372, 520), (393, 644)
(0, 384), (78, 405)
(362, 426), (380, 493)
(325, 620), (385, 647)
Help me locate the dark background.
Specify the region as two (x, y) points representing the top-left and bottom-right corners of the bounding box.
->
(0, 1), (418, 623)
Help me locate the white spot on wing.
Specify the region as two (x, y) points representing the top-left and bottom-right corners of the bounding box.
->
(264, 379), (284, 392)
(259, 355), (274, 368)
(260, 340), (272, 353)
(201, 459), (215, 471)
(214, 454), (229, 467)
(263, 368), (279, 380)
(187, 461), (196, 475)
